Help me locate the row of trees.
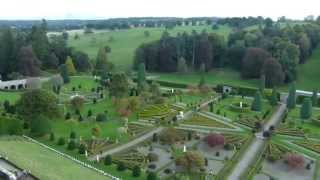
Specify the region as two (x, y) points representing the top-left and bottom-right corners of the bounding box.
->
(134, 21), (320, 88)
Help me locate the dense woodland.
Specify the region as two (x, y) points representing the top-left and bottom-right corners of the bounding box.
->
(134, 18), (320, 87)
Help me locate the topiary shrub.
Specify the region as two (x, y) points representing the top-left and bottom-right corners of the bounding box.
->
(104, 155), (112, 166)
(49, 132), (55, 141)
(117, 162), (126, 171)
(87, 110), (93, 117)
(147, 172), (158, 180)
(148, 164), (157, 169)
(70, 131), (76, 139)
(78, 144), (86, 154)
(96, 113), (107, 122)
(132, 165), (141, 177)
(67, 140), (76, 150)
(65, 112), (71, 120)
(57, 137), (66, 145)
(163, 168), (172, 174)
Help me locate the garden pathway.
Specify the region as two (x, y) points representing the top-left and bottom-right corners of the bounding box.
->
(228, 103), (287, 180)
(89, 127), (164, 160)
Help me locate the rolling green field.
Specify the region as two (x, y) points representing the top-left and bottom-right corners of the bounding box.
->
(67, 25), (232, 71)
(0, 139), (109, 180)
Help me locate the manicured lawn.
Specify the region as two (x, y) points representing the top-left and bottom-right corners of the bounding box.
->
(0, 139), (109, 180)
(40, 138), (146, 180)
(61, 76), (99, 93)
(151, 69), (259, 88)
(210, 96), (273, 121)
(68, 25), (232, 71)
(183, 114), (234, 129)
(0, 91), (22, 103)
(295, 46), (320, 91)
(287, 107), (320, 135)
(50, 119), (129, 142)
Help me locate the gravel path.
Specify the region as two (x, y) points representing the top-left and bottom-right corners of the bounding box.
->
(228, 103), (287, 180)
(89, 127), (164, 160)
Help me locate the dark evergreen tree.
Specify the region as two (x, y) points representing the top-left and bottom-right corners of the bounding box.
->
(300, 98), (312, 119)
(270, 88), (278, 106)
(132, 165), (141, 177)
(59, 64), (70, 83)
(251, 91), (262, 111)
(104, 155), (112, 166)
(287, 83), (296, 109)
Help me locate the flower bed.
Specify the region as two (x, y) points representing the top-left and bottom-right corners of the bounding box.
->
(293, 140), (320, 153)
(113, 150), (147, 169)
(265, 142), (290, 162)
(127, 123), (152, 136)
(276, 126), (305, 137)
(236, 116), (261, 128)
(224, 134), (248, 147)
(139, 104), (172, 119)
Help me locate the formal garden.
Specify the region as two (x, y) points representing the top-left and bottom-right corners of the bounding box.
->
(0, 17), (320, 180)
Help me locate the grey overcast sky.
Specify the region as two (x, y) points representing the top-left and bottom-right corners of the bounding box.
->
(0, 0), (319, 20)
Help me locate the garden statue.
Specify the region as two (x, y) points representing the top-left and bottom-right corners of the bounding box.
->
(183, 145), (187, 153)
(85, 150), (88, 157)
(96, 155), (100, 162)
(180, 111), (184, 117)
(240, 101), (243, 108)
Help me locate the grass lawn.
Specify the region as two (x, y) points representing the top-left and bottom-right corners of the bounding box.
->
(61, 76), (99, 93)
(67, 25), (232, 71)
(151, 69), (259, 88)
(295, 46), (320, 91)
(38, 138), (145, 180)
(0, 91), (22, 103)
(210, 96), (273, 121)
(50, 119), (129, 142)
(287, 107), (320, 135)
(0, 139), (109, 180)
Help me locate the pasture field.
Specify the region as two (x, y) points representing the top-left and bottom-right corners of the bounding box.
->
(67, 25), (232, 71)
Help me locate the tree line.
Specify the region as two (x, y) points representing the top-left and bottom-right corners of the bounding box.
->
(0, 20), (93, 80)
(134, 20), (320, 88)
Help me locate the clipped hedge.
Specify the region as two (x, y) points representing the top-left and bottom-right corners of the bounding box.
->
(216, 84), (280, 100)
(229, 102), (250, 113)
(132, 77), (189, 89)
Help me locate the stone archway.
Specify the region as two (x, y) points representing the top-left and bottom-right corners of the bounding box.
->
(18, 84), (24, 89)
(10, 85), (16, 90)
